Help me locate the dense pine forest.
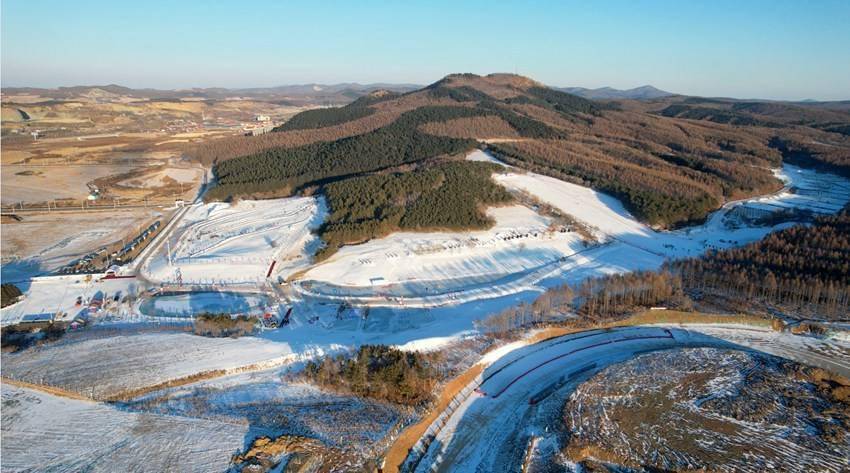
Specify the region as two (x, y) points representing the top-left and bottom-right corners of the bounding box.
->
(317, 161), (512, 259)
(274, 102), (375, 131)
(485, 141), (724, 226)
(303, 345), (437, 405)
(207, 102), (564, 201)
(198, 72), (850, 232)
(207, 106), (480, 200)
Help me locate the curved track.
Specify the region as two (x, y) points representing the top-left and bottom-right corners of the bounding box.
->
(408, 325), (850, 472)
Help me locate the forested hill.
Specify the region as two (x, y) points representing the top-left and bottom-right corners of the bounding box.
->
(199, 72), (850, 229)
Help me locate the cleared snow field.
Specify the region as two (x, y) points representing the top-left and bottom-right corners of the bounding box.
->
(302, 205), (584, 289)
(1, 333), (297, 399)
(1, 384), (247, 473)
(142, 197), (325, 285)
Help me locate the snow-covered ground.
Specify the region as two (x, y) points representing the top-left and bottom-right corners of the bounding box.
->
(123, 370), (405, 462)
(1, 384), (247, 473)
(0, 332), (299, 399)
(411, 325), (850, 472)
(303, 205), (584, 289)
(142, 197), (325, 285)
(138, 291), (270, 317)
(742, 164), (850, 214)
(294, 150), (850, 308)
(0, 274), (140, 326)
(1, 209), (164, 282)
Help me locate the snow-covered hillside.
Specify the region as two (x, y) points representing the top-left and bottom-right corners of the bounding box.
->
(142, 197), (325, 285)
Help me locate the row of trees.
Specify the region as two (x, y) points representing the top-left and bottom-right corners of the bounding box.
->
(476, 271), (689, 335)
(303, 345), (437, 405)
(576, 271), (691, 319)
(317, 161), (512, 260)
(192, 313), (258, 337)
(476, 284), (575, 335)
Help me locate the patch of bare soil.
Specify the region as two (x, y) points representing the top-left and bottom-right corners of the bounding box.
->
(560, 348), (850, 472)
(230, 434), (364, 473)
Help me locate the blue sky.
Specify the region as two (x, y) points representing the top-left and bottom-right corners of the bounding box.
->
(2, 0), (849, 100)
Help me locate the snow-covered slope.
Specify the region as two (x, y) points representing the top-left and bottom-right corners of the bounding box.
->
(1, 384), (246, 473)
(1, 333), (296, 399)
(303, 205), (584, 288)
(296, 150), (850, 307)
(142, 197), (325, 285)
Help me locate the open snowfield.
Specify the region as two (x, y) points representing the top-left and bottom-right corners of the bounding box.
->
(302, 205), (584, 291)
(1, 332), (298, 400)
(124, 370), (405, 462)
(142, 197), (325, 285)
(1, 384), (247, 473)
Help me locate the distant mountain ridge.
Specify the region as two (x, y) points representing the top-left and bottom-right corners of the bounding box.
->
(558, 85), (674, 100)
(1, 83), (422, 103)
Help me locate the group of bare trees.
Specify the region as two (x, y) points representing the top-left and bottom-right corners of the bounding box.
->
(476, 284), (575, 335)
(576, 271), (690, 319)
(671, 208), (850, 319)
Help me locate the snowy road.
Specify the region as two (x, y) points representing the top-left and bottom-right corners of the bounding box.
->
(410, 325), (850, 472)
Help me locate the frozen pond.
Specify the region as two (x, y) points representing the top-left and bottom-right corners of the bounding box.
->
(139, 291), (270, 317)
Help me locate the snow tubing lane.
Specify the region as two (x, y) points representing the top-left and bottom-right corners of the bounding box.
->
(489, 329), (674, 398)
(480, 326), (656, 387)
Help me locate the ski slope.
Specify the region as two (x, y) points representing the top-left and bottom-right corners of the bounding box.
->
(302, 205), (584, 289)
(142, 197), (325, 285)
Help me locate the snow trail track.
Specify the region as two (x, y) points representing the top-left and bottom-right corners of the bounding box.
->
(409, 325), (850, 472)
